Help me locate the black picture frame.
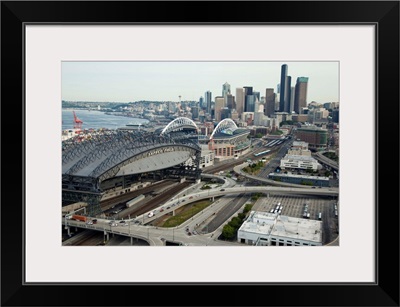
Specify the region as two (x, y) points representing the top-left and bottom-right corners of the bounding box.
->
(1, 1), (399, 306)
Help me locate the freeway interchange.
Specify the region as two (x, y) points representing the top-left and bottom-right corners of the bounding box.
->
(63, 179), (338, 246)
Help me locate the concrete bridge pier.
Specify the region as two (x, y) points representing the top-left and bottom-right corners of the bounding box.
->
(104, 231), (109, 241)
(130, 237), (133, 245)
(66, 226), (71, 236)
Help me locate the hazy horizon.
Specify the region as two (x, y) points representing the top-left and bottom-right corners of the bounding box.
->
(62, 61), (339, 104)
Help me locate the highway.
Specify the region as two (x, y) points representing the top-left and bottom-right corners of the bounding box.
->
(313, 151), (339, 172)
(63, 182), (338, 246)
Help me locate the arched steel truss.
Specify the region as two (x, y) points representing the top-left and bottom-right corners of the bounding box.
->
(63, 130), (201, 180)
(209, 118), (238, 139)
(160, 117), (199, 135)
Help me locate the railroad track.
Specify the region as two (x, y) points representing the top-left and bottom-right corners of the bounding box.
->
(63, 230), (104, 246)
(100, 179), (175, 210)
(120, 181), (192, 219)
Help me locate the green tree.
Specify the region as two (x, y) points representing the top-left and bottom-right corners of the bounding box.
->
(229, 216), (242, 229)
(238, 212), (246, 220)
(244, 204), (253, 213)
(222, 224), (235, 239)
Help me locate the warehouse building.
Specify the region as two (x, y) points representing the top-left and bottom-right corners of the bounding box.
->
(237, 211), (322, 246)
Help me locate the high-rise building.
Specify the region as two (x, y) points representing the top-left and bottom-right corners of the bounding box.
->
(243, 86), (253, 112)
(332, 108), (339, 123)
(222, 82), (231, 97)
(294, 77), (309, 114)
(191, 106), (199, 120)
(205, 91), (212, 114)
(286, 75), (292, 113)
(290, 86), (295, 113)
(199, 96), (205, 109)
(214, 96), (225, 122)
(226, 94), (235, 110)
(245, 94), (256, 112)
(279, 64), (292, 113)
(264, 88), (275, 117)
(235, 88), (245, 117)
(279, 64), (288, 112)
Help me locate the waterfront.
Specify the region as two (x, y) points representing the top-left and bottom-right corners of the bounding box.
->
(62, 109), (149, 131)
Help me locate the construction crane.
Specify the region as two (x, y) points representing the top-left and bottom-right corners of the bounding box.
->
(72, 111), (83, 130)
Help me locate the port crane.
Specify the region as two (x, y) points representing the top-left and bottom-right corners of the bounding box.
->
(73, 111), (83, 129)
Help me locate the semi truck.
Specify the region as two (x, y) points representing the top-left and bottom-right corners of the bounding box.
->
(72, 215), (87, 222)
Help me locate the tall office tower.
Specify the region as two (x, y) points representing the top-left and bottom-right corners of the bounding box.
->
(243, 86), (253, 111)
(294, 77), (309, 114)
(191, 106), (199, 120)
(235, 88), (245, 117)
(226, 93), (235, 110)
(222, 82), (231, 97)
(245, 94), (256, 112)
(214, 96), (225, 121)
(279, 64), (291, 112)
(264, 88), (275, 117)
(286, 75), (292, 113)
(254, 95), (261, 114)
(290, 86), (295, 113)
(205, 91), (212, 114)
(199, 96), (205, 109)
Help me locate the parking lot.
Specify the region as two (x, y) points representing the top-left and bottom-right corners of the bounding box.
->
(252, 194), (339, 244)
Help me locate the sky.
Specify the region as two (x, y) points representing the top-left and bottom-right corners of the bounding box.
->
(62, 61), (339, 104)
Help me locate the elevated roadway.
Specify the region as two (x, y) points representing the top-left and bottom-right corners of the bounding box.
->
(63, 184), (338, 246)
(313, 151), (339, 172)
(233, 162), (322, 188)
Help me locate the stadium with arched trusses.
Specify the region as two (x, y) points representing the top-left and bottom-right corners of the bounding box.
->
(62, 119), (202, 215)
(207, 118), (251, 160)
(160, 117), (199, 136)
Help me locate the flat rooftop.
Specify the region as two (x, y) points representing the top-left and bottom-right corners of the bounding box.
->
(240, 211), (322, 243)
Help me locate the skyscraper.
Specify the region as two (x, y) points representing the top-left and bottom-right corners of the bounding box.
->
(214, 96), (225, 121)
(245, 94), (256, 112)
(294, 77), (309, 114)
(264, 88), (275, 117)
(222, 82), (231, 97)
(199, 96), (204, 109)
(205, 91), (212, 115)
(286, 75), (292, 113)
(226, 93), (235, 110)
(243, 86), (253, 112)
(235, 88), (245, 117)
(279, 64), (288, 112)
(279, 64), (292, 113)
(290, 86), (295, 113)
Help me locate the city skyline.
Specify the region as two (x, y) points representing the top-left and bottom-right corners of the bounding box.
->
(62, 61), (339, 104)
